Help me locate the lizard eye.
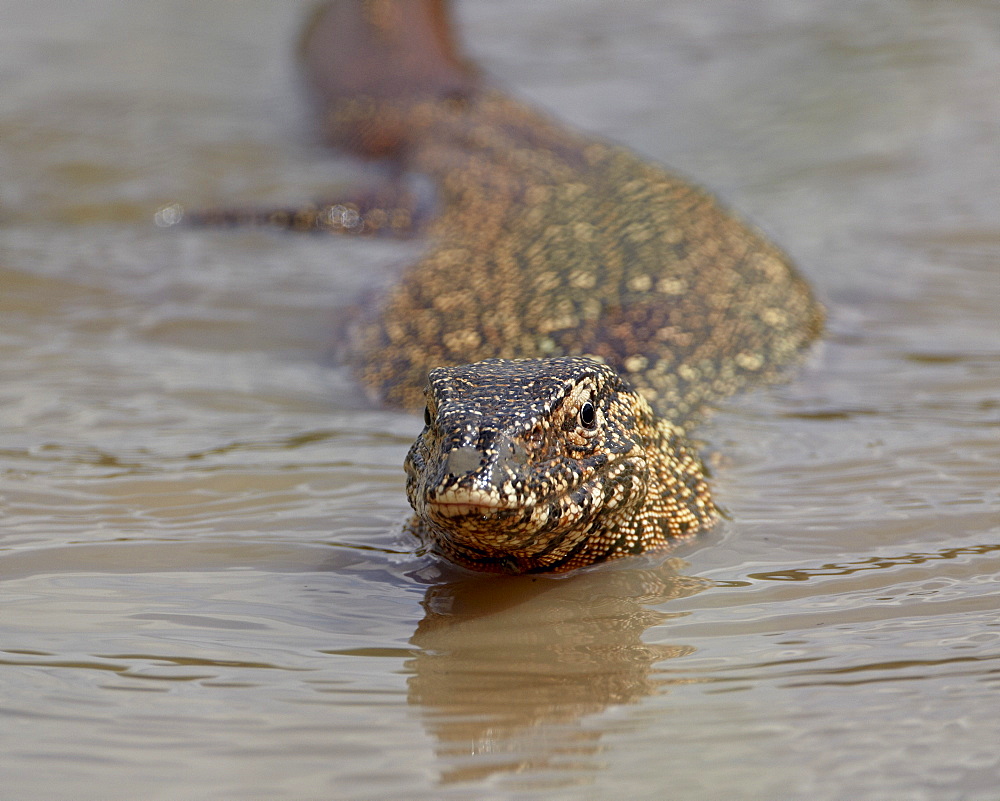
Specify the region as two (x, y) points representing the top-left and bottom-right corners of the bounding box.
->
(579, 401), (597, 430)
(423, 405), (433, 427)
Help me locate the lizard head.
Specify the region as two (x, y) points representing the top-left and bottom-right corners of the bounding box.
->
(404, 357), (714, 573)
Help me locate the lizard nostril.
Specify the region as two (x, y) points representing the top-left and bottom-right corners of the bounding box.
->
(444, 445), (484, 477)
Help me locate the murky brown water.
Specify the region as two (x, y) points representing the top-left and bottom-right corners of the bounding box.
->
(2, 1), (998, 799)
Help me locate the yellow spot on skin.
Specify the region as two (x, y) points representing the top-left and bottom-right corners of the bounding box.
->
(628, 274), (653, 293)
(624, 354), (648, 373)
(657, 277), (687, 295)
(662, 227), (684, 245)
(624, 223), (654, 244)
(750, 252), (788, 280)
(761, 307), (788, 328)
(735, 352), (765, 371)
(533, 271), (560, 292)
(435, 248), (470, 268)
(442, 329), (483, 353)
(580, 298), (602, 320)
(678, 364), (699, 382)
(433, 291), (473, 313)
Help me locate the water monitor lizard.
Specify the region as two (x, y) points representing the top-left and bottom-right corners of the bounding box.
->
(196, 1), (824, 573)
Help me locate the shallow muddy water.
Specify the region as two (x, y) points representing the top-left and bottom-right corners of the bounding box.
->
(1, 1), (998, 799)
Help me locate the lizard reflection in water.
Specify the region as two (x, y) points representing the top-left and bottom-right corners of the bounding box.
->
(191, 0), (823, 573)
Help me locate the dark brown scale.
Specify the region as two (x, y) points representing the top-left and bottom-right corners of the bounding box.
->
(294, 2), (822, 573)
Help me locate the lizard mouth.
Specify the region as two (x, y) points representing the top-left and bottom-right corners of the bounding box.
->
(424, 484), (530, 518)
(427, 499), (511, 519)
(419, 468), (609, 550)
(423, 490), (549, 530)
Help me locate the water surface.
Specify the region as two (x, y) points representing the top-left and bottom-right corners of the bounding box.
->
(1, 1), (998, 799)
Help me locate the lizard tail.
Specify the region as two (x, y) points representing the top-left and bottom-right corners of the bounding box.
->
(299, 0), (479, 160)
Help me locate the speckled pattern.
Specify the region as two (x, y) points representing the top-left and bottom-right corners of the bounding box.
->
(405, 357), (713, 573)
(338, 92), (823, 428)
(297, 2), (823, 573)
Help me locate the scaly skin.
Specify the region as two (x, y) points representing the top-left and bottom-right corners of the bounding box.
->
(405, 358), (713, 573)
(293, 2), (822, 573)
